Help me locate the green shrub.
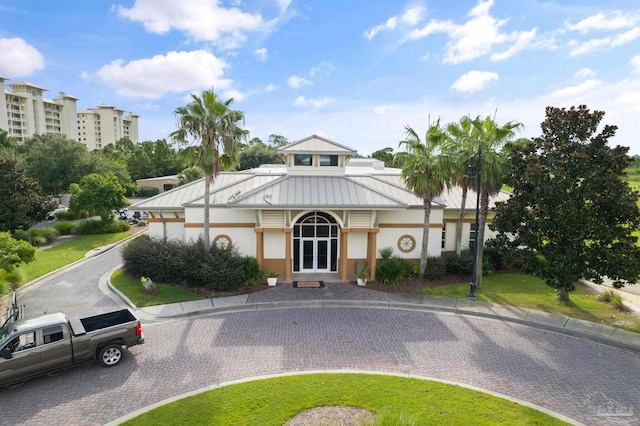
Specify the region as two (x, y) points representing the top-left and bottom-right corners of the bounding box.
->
(54, 221), (77, 235)
(598, 289), (616, 303)
(611, 293), (627, 312)
(121, 236), (254, 292)
(0, 269), (24, 293)
(12, 229), (30, 244)
(424, 256), (446, 280)
(136, 220), (148, 227)
(76, 218), (130, 235)
(137, 186), (159, 197)
(376, 249), (413, 285)
(29, 227), (59, 244)
(483, 246), (504, 271)
(445, 252), (474, 274)
(242, 256), (263, 287)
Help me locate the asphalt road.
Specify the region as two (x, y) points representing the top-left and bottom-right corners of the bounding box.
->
(3, 245), (640, 425)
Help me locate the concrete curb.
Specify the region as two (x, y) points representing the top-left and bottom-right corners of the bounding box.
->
(105, 275), (640, 355)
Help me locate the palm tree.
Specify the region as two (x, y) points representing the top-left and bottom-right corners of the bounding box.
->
(444, 116), (477, 255)
(170, 90), (246, 250)
(468, 115), (522, 288)
(398, 121), (454, 278)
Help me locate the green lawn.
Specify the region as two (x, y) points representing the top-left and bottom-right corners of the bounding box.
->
(122, 373), (568, 426)
(418, 273), (640, 332)
(15, 232), (134, 284)
(110, 270), (204, 306)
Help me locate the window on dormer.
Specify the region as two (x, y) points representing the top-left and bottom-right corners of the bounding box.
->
(294, 154), (312, 166)
(319, 154), (338, 166)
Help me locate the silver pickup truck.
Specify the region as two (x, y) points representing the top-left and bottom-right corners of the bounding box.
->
(0, 309), (144, 387)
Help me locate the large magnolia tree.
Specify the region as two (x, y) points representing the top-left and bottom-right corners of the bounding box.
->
(491, 105), (640, 302)
(170, 90), (246, 250)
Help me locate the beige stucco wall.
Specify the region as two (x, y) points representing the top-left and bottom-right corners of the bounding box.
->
(148, 221), (185, 242)
(263, 232), (286, 259)
(347, 232), (368, 258)
(186, 208), (256, 224)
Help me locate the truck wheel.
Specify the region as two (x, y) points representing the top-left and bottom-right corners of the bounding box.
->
(98, 344), (123, 367)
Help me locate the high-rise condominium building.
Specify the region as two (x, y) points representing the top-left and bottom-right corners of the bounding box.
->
(0, 77), (139, 149)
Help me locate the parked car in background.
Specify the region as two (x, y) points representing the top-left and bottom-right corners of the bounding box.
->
(46, 204), (69, 220)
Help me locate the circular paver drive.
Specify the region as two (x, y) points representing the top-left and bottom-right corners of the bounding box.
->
(2, 308), (639, 425)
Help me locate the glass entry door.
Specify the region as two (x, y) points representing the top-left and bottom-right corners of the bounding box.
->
(293, 212), (338, 273)
(300, 238), (330, 272)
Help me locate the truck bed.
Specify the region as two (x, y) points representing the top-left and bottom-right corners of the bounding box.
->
(69, 309), (137, 335)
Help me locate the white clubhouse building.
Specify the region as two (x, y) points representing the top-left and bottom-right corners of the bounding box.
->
(132, 135), (508, 282)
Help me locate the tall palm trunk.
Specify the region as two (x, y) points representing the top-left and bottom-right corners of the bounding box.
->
(474, 190), (490, 288)
(419, 198), (432, 278)
(203, 174), (212, 250)
(455, 183), (468, 255)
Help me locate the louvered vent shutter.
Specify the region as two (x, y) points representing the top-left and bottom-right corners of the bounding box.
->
(262, 211), (285, 227)
(349, 211), (372, 228)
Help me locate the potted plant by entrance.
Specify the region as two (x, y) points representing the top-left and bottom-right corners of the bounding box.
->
(266, 272), (278, 286)
(357, 264), (370, 286)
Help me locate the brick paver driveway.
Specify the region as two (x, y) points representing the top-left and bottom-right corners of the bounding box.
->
(1, 308), (639, 425)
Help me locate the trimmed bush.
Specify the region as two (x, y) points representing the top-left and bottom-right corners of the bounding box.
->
(445, 253), (474, 274)
(29, 227), (59, 244)
(424, 256), (446, 280)
(76, 218), (130, 235)
(54, 221), (77, 235)
(137, 186), (159, 197)
(121, 236), (261, 292)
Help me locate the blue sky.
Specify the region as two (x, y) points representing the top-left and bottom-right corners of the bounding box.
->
(1, 0), (639, 155)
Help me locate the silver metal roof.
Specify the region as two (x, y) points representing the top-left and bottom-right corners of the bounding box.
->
(226, 176), (413, 208)
(278, 134), (357, 155)
(130, 138), (511, 212)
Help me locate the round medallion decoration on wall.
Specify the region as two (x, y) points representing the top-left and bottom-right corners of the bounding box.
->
(397, 234), (416, 253)
(213, 234), (232, 249)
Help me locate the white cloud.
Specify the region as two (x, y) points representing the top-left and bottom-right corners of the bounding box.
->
(574, 67), (596, 79)
(95, 50), (231, 99)
(309, 61), (336, 77)
(546, 79), (601, 99)
(364, 5), (426, 40)
(409, 0), (536, 64)
(222, 88), (245, 102)
(452, 70), (499, 93)
(294, 96), (334, 108)
(79, 71), (91, 80)
(491, 28), (537, 61)
(288, 75), (311, 88)
(116, 0), (274, 49)
(264, 84), (277, 92)
(570, 27), (640, 56)
(0, 38), (44, 77)
(632, 55), (640, 74)
(254, 47), (268, 61)
(566, 11), (639, 34)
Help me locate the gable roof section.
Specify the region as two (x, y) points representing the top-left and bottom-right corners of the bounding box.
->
(225, 175), (416, 208)
(130, 172), (278, 210)
(278, 134), (357, 155)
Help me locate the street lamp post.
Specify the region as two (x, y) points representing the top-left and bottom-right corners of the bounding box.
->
(467, 149), (481, 300)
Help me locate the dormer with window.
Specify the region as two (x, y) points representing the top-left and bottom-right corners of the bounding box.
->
(278, 134), (357, 176)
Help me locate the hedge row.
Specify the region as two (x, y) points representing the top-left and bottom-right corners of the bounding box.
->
(121, 235), (262, 292)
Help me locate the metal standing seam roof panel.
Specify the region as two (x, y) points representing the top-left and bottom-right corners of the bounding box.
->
(228, 176), (410, 207)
